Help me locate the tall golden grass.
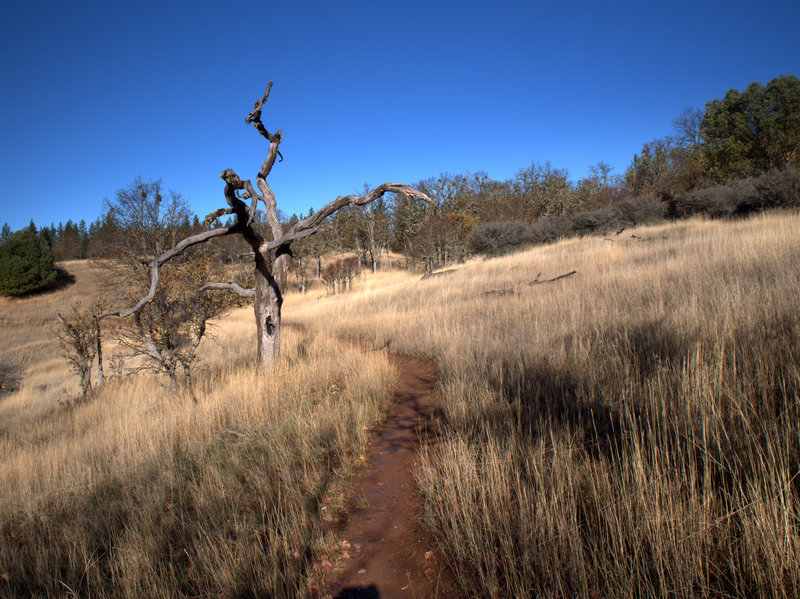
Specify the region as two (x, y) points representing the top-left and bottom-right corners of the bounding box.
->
(0, 261), (109, 410)
(288, 212), (800, 598)
(0, 273), (394, 596)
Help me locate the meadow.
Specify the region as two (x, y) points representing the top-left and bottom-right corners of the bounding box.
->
(0, 211), (798, 597)
(289, 211), (800, 598)
(0, 269), (394, 597)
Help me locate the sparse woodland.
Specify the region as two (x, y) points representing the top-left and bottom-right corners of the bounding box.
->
(0, 75), (799, 597)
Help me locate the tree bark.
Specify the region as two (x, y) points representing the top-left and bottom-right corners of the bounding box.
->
(94, 315), (104, 389)
(183, 364), (197, 403)
(253, 253), (281, 371)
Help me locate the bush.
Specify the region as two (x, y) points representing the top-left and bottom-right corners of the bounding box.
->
(614, 194), (665, 225)
(528, 214), (574, 244)
(0, 230), (57, 296)
(670, 167), (800, 218)
(469, 220), (531, 255)
(470, 196), (666, 256)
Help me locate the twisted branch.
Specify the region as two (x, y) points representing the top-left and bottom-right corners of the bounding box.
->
(246, 81), (284, 176)
(269, 183), (431, 250)
(101, 222), (238, 320)
(200, 282), (256, 298)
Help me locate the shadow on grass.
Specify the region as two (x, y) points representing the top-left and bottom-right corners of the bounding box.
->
(0, 360), (23, 398)
(9, 266), (77, 298)
(471, 313), (800, 498)
(474, 319), (692, 462)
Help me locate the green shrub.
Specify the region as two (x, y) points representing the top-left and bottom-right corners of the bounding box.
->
(0, 230), (57, 296)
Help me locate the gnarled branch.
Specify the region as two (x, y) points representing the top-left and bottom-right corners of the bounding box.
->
(204, 207), (235, 226)
(268, 183), (431, 250)
(101, 223), (238, 320)
(200, 282), (256, 298)
(246, 81), (284, 177)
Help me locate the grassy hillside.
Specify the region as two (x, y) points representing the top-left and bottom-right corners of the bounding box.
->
(1, 212), (798, 597)
(0, 264), (394, 597)
(0, 261), (108, 405)
(289, 211), (800, 598)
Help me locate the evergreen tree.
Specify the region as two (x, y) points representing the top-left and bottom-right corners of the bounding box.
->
(0, 230), (57, 295)
(701, 74), (800, 181)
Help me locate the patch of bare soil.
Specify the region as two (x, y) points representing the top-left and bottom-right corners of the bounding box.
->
(318, 354), (459, 599)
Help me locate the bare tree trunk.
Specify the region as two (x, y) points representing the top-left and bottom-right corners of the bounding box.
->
(80, 357), (92, 397)
(183, 364), (197, 403)
(316, 255), (322, 279)
(94, 315), (104, 390)
(253, 254), (281, 371)
(253, 249), (288, 371)
(355, 239), (364, 275)
(168, 370), (178, 397)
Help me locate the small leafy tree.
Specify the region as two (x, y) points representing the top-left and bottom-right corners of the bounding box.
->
(0, 229), (57, 296)
(114, 253), (231, 399)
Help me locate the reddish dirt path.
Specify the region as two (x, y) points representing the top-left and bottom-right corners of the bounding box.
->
(320, 354), (458, 599)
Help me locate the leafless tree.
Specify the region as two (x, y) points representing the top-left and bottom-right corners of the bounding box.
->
(112, 255), (230, 399)
(106, 82), (429, 372)
(673, 107), (704, 149)
(56, 303), (104, 398)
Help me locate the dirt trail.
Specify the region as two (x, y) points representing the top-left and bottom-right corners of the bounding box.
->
(320, 354), (458, 599)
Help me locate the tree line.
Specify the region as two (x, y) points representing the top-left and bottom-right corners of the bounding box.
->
(0, 74), (795, 398)
(3, 74), (798, 281)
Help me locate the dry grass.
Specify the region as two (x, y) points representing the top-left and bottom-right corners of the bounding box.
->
(289, 212), (800, 598)
(0, 265), (394, 597)
(2, 212), (798, 597)
(0, 260), (108, 406)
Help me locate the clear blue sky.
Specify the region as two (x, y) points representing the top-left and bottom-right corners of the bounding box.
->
(1, 0), (798, 232)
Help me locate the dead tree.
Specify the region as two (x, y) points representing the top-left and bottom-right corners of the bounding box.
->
(106, 82), (429, 372)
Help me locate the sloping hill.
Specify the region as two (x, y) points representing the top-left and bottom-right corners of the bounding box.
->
(0, 260), (110, 405)
(288, 211), (800, 598)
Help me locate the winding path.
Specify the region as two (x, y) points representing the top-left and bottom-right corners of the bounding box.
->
(321, 354), (458, 599)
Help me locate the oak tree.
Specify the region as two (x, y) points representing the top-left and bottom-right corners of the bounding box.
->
(110, 82), (429, 372)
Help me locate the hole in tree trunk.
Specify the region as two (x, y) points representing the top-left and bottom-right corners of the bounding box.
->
(265, 315), (275, 335)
